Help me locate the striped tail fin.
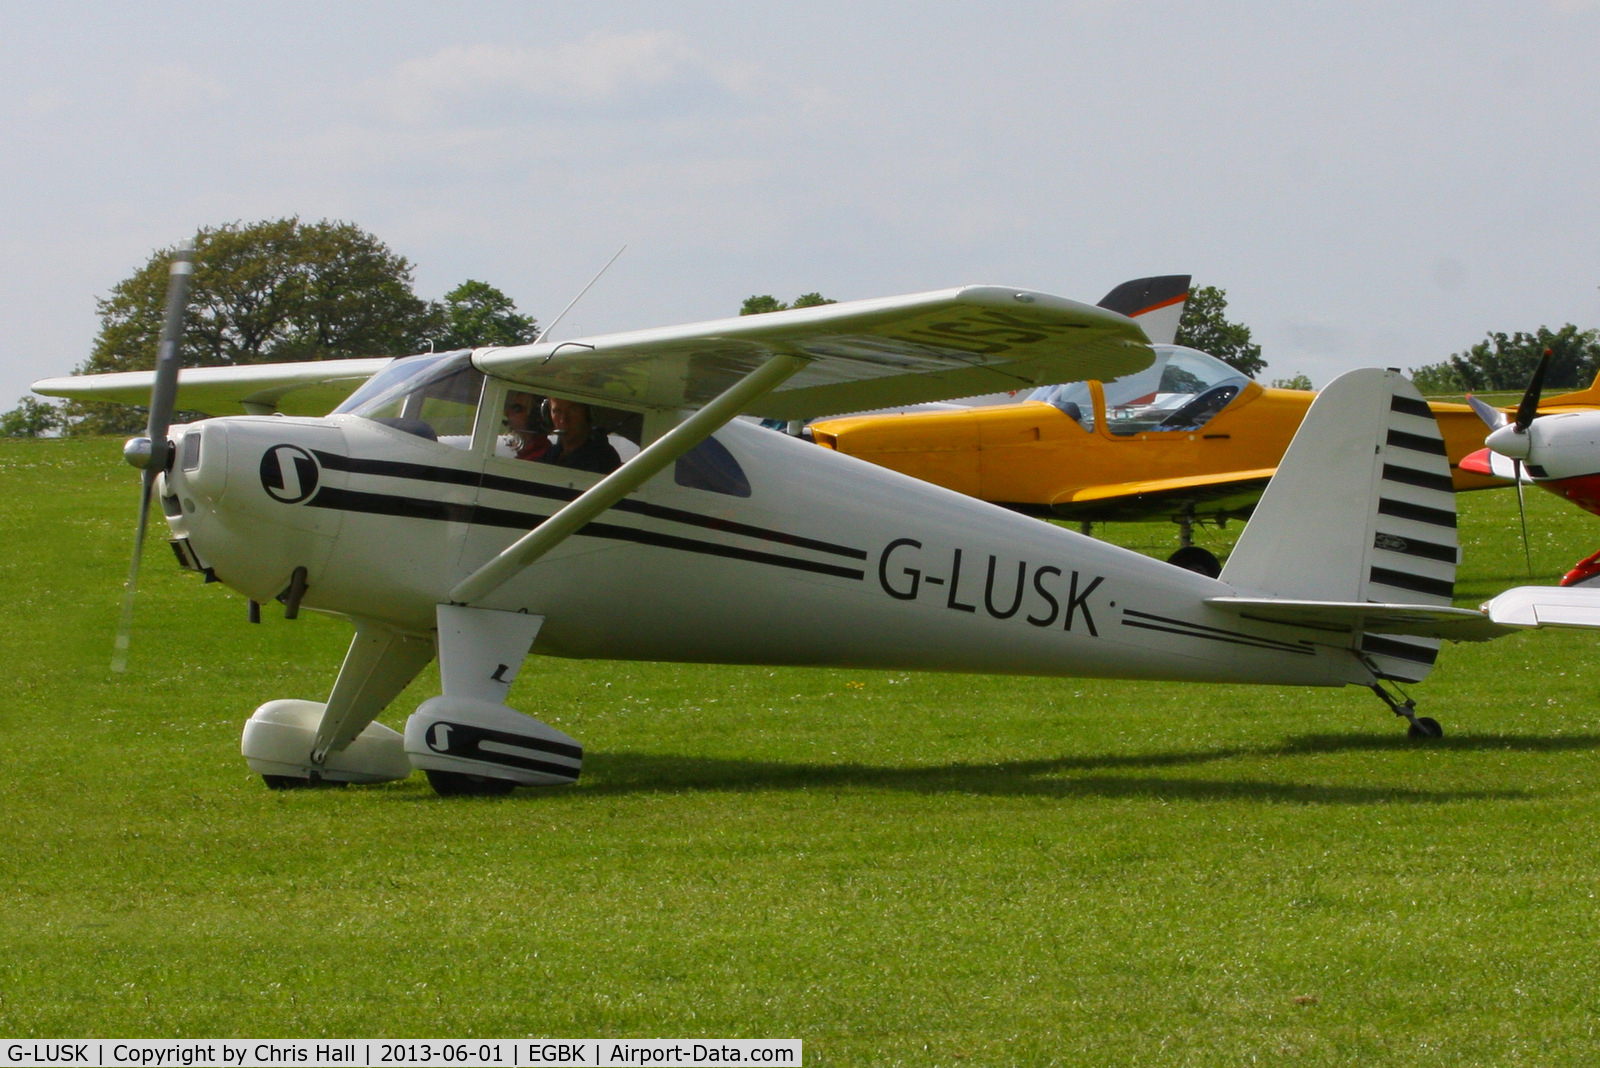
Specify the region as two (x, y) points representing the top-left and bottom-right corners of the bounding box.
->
(1219, 369), (1457, 682)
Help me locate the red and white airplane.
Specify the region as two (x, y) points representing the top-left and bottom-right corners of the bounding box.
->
(1462, 351), (1600, 585)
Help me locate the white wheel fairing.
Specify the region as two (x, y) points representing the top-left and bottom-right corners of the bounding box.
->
(242, 700), (411, 784)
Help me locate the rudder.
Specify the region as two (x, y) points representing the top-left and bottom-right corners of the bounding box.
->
(1220, 369), (1457, 682)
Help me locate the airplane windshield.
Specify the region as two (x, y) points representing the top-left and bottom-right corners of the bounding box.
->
(333, 350), (484, 449)
(1029, 345), (1249, 435)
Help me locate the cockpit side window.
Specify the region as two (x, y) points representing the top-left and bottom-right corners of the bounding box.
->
(335, 351), (484, 449)
(1030, 345), (1248, 436)
(1028, 381), (1095, 431)
(674, 436), (750, 497)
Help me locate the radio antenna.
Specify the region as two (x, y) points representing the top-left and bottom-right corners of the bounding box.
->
(534, 245), (626, 346)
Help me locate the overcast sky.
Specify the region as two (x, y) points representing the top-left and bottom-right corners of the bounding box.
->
(3, 1), (1598, 407)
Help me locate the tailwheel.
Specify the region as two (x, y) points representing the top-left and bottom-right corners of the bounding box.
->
(1407, 716), (1444, 740)
(425, 769), (517, 797)
(1368, 682), (1443, 740)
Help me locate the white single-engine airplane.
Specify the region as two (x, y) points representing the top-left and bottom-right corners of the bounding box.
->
(35, 253), (1600, 794)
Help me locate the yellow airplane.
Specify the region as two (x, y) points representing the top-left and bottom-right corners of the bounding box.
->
(812, 333), (1600, 576)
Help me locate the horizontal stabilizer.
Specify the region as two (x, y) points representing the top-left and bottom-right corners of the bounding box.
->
(1484, 585), (1600, 628)
(1206, 596), (1508, 641)
(1209, 584), (1600, 641)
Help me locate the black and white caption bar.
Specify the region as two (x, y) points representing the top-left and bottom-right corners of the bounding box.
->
(1, 1041), (801, 1067)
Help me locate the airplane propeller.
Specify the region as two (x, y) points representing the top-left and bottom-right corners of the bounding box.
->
(1471, 347), (1553, 577)
(112, 241), (196, 672)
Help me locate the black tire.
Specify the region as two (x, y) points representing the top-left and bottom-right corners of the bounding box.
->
(262, 774), (308, 790)
(426, 769), (517, 796)
(262, 774), (345, 790)
(1407, 716), (1444, 740)
(1167, 545), (1222, 578)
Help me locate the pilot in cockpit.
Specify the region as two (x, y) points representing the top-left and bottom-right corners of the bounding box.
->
(546, 397), (622, 474)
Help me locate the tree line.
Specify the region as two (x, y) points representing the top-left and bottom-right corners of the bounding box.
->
(10, 218), (1589, 437)
(1408, 324), (1600, 395)
(11, 218), (542, 436)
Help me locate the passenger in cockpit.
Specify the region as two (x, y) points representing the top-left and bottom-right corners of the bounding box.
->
(504, 391), (552, 462)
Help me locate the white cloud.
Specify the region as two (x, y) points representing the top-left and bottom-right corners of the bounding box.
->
(373, 31), (714, 123)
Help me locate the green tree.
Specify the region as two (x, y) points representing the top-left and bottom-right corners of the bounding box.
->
(740, 292), (837, 315)
(70, 217), (435, 434)
(430, 279), (538, 349)
(1270, 373), (1313, 391)
(1408, 324), (1600, 395)
(1, 396), (62, 437)
(1175, 286), (1266, 378)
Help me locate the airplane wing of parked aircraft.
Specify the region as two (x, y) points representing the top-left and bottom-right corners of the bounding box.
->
(35, 260), (1600, 797)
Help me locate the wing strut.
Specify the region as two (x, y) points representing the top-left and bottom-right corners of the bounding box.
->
(450, 352), (811, 605)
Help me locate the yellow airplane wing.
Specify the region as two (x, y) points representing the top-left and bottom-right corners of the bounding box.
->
(1050, 468), (1278, 522)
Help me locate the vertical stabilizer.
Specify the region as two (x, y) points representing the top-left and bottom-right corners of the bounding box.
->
(1096, 275), (1191, 346)
(1220, 368), (1457, 682)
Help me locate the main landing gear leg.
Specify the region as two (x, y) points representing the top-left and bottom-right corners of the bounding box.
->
(1369, 682), (1443, 739)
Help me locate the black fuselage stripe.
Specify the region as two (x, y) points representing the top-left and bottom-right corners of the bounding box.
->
(311, 486), (475, 524)
(307, 488), (866, 581)
(318, 452), (481, 487)
(1382, 464), (1455, 494)
(1378, 498), (1456, 528)
(1390, 395), (1434, 419)
(1386, 428), (1448, 456)
(1121, 608), (1312, 653)
(1369, 566), (1453, 599)
(313, 450), (867, 560)
(1120, 618), (1316, 656)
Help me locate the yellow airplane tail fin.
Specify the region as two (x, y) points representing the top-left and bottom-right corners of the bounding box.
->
(1543, 369), (1600, 410)
(1220, 369), (1457, 683)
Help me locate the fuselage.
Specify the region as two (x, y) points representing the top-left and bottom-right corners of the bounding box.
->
(811, 383), (1496, 523)
(156, 410), (1368, 688)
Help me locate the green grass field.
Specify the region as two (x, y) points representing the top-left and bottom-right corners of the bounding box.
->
(3, 436), (1600, 1064)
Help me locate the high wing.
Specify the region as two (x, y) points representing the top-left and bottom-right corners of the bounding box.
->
(473, 286), (1154, 421)
(32, 357), (396, 416)
(451, 286), (1155, 602)
(1048, 468), (1277, 522)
